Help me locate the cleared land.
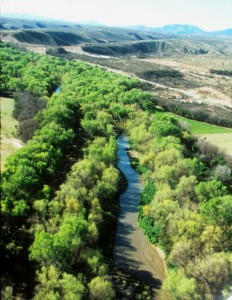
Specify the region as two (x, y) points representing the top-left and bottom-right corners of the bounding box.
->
(197, 133), (232, 156)
(1, 97), (23, 171)
(175, 116), (232, 155)
(176, 116), (232, 134)
(138, 54), (232, 104)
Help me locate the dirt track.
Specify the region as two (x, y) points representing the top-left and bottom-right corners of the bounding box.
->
(114, 135), (166, 291)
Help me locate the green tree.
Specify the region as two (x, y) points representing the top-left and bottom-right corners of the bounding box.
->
(34, 265), (85, 300)
(149, 115), (181, 138)
(200, 195), (232, 247)
(163, 269), (200, 300)
(88, 276), (115, 300)
(169, 239), (198, 270)
(30, 216), (88, 267)
(97, 165), (119, 199)
(195, 180), (228, 203)
(187, 252), (232, 298)
(1, 286), (13, 300)
(175, 175), (197, 205)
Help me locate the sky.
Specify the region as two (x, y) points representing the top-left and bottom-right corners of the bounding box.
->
(1, 0), (232, 31)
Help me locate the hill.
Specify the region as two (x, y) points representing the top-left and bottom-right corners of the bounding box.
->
(208, 28), (232, 36)
(0, 16), (81, 30)
(1, 29), (170, 51)
(1, 17), (232, 37)
(1, 18), (232, 58)
(1, 28), (229, 57)
(152, 24), (204, 35)
(130, 24), (232, 36)
(1, 17), (231, 119)
(81, 39), (222, 57)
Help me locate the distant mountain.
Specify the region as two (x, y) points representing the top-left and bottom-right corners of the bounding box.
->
(152, 24), (204, 35)
(130, 24), (204, 35)
(1, 14), (104, 29)
(210, 28), (232, 36)
(130, 24), (232, 36)
(0, 15), (82, 30)
(1, 16), (231, 37)
(1, 13), (73, 23)
(78, 20), (104, 26)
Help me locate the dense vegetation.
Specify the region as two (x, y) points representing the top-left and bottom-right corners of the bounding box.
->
(210, 69), (232, 77)
(156, 98), (232, 128)
(0, 44), (62, 96)
(13, 92), (47, 142)
(0, 43), (154, 299)
(138, 69), (183, 80)
(1, 42), (232, 300)
(126, 112), (232, 299)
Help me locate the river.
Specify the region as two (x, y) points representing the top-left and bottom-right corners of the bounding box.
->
(114, 135), (166, 289)
(55, 85), (61, 93)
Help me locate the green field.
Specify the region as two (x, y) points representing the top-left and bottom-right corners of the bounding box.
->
(177, 116), (232, 155)
(199, 133), (232, 156)
(174, 115), (232, 134)
(1, 97), (18, 137)
(1, 97), (23, 171)
(156, 111), (232, 155)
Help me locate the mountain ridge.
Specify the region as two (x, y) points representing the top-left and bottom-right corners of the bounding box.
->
(130, 24), (232, 36)
(150, 24), (204, 34)
(1, 15), (231, 36)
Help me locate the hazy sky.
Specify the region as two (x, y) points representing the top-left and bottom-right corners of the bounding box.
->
(1, 0), (232, 30)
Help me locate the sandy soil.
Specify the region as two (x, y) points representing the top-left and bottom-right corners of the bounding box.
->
(25, 45), (47, 54)
(139, 57), (207, 73)
(1, 138), (23, 171)
(1, 138), (23, 149)
(64, 45), (116, 58)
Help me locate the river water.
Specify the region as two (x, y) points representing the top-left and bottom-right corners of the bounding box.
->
(55, 85), (61, 93)
(114, 135), (166, 288)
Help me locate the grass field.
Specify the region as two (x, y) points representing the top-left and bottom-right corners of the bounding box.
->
(178, 117), (232, 155)
(175, 115), (232, 134)
(156, 111), (232, 155)
(198, 133), (232, 156)
(1, 97), (23, 171)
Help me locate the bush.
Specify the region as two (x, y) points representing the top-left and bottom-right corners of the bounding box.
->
(88, 276), (115, 300)
(162, 270), (200, 300)
(140, 181), (156, 205)
(139, 216), (160, 244)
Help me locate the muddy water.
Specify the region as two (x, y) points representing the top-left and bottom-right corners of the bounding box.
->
(114, 135), (166, 288)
